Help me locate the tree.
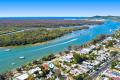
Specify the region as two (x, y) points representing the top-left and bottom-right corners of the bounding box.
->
(27, 74), (34, 80)
(0, 74), (6, 80)
(110, 51), (118, 57)
(111, 61), (117, 69)
(73, 54), (87, 64)
(75, 75), (84, 80)
(75, 73), (92, 80)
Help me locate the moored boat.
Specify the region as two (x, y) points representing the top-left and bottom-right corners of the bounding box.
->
(19, 56), (25, 59)
(4, 49), (11, 52)
(11, 63), (16, 65)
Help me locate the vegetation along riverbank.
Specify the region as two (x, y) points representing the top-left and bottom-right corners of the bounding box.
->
(0, 27), (89, 47)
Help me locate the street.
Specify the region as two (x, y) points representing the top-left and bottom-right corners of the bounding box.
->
(90, 53), (120, 80)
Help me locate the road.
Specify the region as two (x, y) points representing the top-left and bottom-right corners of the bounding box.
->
(90, 53), (120, 80)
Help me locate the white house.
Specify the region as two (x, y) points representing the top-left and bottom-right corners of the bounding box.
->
(14, 73), (29, 80)
(80, 48), (91, 54)
(28, 67), (41, 74)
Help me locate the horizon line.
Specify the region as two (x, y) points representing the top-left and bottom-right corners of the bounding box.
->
(0, 15), (119, 18)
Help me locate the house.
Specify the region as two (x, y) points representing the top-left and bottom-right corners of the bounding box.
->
(64, 54), (73, 62)
(82, 61), (92, 66)
(14, 73), (29, 80)
(98, 50), (105, 54)
(103, 70), (120, 79)
(70, 69), (81, 76)
(115, 64), (120, 69)
(96, 55), (106, 62)
(28, 67), (41, 74)
(102, 77), (109, 80)
(42, 63), (49, 70)
(93, 60), (100, 66)
(59, 54), (73, 62)
(79, 65), (90, 72)
(80, 48), (91, 54)
(61, 63), (71, 71)
(90, 45), (96, 50)
(103, 37), (113, 43)
(46, 71), (53, 79)
(71, 64), (78, 68)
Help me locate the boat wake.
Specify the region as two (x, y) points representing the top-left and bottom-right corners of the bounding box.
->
(32, 38), (78, 51)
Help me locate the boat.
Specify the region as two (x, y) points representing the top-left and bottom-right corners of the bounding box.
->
(4, 49), (11, 52)
(19, 56), (25, 59)
(11, 63), (16, 65)
(109, 29), (112, 32)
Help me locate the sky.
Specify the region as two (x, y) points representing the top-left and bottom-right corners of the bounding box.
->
(0, 0), (119, 17)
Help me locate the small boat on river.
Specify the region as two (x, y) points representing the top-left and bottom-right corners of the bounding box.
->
(19, 56), (25, 59)
(11, 63), (16, 65)
(4, 49), (11, 52)
(109, 29), (112, 32)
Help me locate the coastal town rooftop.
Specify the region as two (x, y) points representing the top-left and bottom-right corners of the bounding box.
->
(14, 73), (29, 80)
(103, 69), (120, 79)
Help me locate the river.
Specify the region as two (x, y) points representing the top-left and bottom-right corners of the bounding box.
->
(0, 20), (120, 73)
